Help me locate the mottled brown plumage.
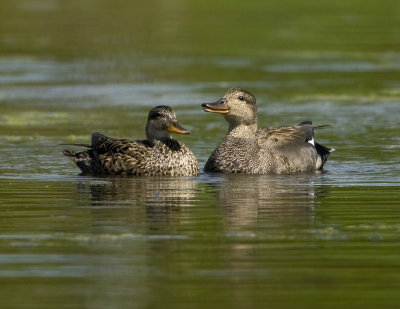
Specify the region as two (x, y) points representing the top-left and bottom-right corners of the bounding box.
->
(63, 106), (200, 176)
(202, 88), (334, 174)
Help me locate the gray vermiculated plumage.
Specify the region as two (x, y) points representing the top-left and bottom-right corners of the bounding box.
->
(202, 88), (334, 174)
(63, 106), (200, 176)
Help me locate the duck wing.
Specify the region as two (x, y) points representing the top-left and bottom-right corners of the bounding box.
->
(257, 122), (334, 171)
(90, 132), (152, 174)
(63, 133), (155, 175)
(91, 132), (150, 156)
(294, 122), (335, 169)
(253, 124), (317, 172)
(256, 123), (315, 148)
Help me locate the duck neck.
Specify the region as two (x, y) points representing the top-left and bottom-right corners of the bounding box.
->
(146, 125), (171, 141)
(228, 122), (258, 138)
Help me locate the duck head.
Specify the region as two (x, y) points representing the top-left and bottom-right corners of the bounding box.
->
(146, 105), (189, 140)
(202, 88), (257, 131)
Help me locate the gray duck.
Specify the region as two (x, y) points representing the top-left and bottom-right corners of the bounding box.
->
(63, 105), (200, 176)
(201, 88), (334, 174)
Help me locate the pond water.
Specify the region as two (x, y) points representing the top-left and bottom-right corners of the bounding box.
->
(1, 1), (400, 308)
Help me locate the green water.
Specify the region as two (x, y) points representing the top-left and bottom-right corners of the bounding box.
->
(1, 1), (400, 308)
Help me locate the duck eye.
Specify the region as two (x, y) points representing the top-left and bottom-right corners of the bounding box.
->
(150, 112), (162, 120)
(238, 95), (244, 101)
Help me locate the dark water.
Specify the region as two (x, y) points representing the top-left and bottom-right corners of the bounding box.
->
(1, 1), (400, 308)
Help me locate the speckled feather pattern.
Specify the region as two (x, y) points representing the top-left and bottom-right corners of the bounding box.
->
(203, 88), (333, 174)
(66, 134), (200, 176)
(204, 125), (318, 174)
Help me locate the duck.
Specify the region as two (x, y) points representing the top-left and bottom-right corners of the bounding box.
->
(63, 105), (200, 176)
(201, 88), (334, 174)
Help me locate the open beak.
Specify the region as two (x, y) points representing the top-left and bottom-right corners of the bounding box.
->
(167, 122), (190, 134)
(201, 99), (230, 114)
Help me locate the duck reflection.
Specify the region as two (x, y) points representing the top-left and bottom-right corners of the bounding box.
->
(90, 177), (196, 206)
(206, 173), (323, 228)
(73, 174), (331, 309)
(198, 174), (327, 303)
(75, 176), (200, 232)
(78, 176), (199, 207)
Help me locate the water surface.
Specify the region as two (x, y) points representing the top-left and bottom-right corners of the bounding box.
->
(1, 1), (400, 308)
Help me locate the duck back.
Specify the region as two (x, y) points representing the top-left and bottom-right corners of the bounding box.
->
(205, 125), (333, 174)
(64, 133), (199, 176)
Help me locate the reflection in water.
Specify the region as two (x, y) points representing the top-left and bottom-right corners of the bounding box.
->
(68, 176), (203, 308)
(206, 174), (322, 229)
(73, 173), (327, 238)
(78, 176), (199, 207)
(75, 176), (200, 234)
(186, 174), (326, 307)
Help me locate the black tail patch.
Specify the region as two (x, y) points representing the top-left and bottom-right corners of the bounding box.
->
(315, 142), (335, 169)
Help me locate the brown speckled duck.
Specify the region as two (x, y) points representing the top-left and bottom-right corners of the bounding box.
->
(202, 88), (334, 174)
(63, 105), (200, 176)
